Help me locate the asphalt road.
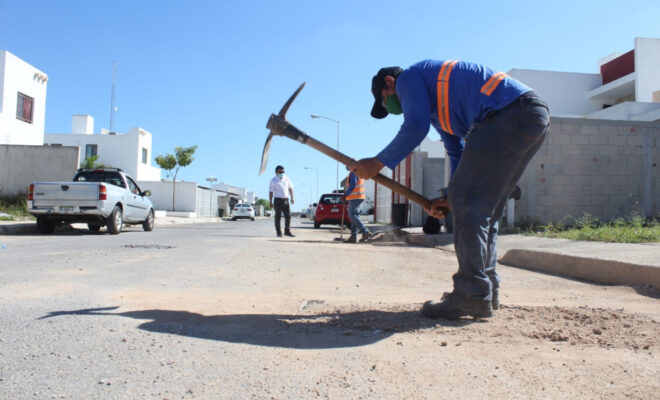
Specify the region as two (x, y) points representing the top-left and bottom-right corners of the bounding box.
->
(1, 218), (658, 399)
(1, 219), (284, 398)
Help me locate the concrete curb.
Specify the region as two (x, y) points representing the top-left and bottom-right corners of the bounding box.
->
(0, 221), (36, 235)
(499, 249), (660, 291)
(404, 230), (660, 291)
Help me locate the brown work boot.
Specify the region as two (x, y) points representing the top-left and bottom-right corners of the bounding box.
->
(421, 291), (493, 320)
(343, 236), (357, 243)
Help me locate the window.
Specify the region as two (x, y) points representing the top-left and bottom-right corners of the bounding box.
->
(85, 144), (98, 159)
(16, 92), (34, 123)
(126, 177), (140, 195)
(320, 195), (343, 204)
(73, 171), (125, 188)
(142, 148), (148, 164)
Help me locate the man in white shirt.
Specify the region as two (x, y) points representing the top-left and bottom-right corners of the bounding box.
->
(268, 165), (295, 237)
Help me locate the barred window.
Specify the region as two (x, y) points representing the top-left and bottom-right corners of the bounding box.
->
(16, 92), (34, 123)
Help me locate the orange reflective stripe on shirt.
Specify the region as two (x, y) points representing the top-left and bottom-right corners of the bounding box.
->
(346, 178), (366, 200)
(481, 72), (508, 96)
(436, 60), (458, 135)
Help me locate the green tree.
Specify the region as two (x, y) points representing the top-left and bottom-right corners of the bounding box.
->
(155, 145), (198, 211)
(255, 198), (271, 211)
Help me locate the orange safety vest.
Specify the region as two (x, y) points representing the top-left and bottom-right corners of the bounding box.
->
(436, 60), (508, 136)
(346, 177), (366, 200)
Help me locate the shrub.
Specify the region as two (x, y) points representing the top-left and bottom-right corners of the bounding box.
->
(0, 195), (30, 217)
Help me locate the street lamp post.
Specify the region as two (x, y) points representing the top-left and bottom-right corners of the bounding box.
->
(310, 114), (339, 191)
(206, 176), (218, 217)
(304, 166), (319, 202)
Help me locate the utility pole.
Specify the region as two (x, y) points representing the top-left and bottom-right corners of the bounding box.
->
(310, 114), (340, 191)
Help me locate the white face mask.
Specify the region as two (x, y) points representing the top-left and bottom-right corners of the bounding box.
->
(277, 173), (284, 179)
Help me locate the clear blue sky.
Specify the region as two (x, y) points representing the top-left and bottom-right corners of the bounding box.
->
(2, 1), (659, 209)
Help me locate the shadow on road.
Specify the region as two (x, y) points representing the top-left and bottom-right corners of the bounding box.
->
(39, 306), (480, 349)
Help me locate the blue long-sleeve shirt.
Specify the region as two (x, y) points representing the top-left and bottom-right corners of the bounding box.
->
(376, 60), (532, 176)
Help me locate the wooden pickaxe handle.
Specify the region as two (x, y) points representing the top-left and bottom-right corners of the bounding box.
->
(274, 120), (434, 210)
(307, 137), (433, 210)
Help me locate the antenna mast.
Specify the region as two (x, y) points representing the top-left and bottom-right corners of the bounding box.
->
(109, 61), (117, 131)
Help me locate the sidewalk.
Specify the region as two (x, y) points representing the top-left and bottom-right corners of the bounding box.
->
(403, 227), (660, 291)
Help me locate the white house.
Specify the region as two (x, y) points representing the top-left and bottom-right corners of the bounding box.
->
(508, 37), (660, 121)
(44, 115), (161, 181)
(0, 50), (48, 145)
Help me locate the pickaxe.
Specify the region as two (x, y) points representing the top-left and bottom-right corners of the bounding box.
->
(260, 82), (443, 214)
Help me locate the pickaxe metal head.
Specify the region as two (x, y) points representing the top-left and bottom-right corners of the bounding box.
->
(259, 82), (306, 175)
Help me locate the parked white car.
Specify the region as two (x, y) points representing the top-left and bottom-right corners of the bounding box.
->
(231, 203), (255, 221)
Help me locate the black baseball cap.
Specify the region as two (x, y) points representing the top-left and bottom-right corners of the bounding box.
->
(370, 66), (403, 119)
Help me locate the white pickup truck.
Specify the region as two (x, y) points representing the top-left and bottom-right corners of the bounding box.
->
(28, 168), (155, 234)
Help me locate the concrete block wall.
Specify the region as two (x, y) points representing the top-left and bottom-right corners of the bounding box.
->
(517, 117), (659, 224)
(0, 145), (79, 196)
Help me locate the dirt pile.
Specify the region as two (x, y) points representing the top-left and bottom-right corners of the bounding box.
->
(292, 300), (658, 351)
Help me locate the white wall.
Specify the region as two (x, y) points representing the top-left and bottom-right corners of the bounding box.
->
(46, 131), (127, 169)
(72, 115), (94, 134)
(634, 37), (660, 103)
(507, 69), (604, 116)
(45, 123), (161, 181)
(374, 166), (392, 224)
(418, 137), (446, 158)
(588, 101), (660, 121)
(138, 180), (198, 212)
(0, 51), (48, 145)
(410, 152), (425, 226)
(133, 127), (161, 181)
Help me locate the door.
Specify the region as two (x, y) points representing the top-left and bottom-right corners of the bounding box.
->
(125, 177), (149, 222)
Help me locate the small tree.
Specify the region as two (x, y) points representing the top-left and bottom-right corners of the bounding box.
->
(155, 145), (198, 211)
(255, 198), (271, 211)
